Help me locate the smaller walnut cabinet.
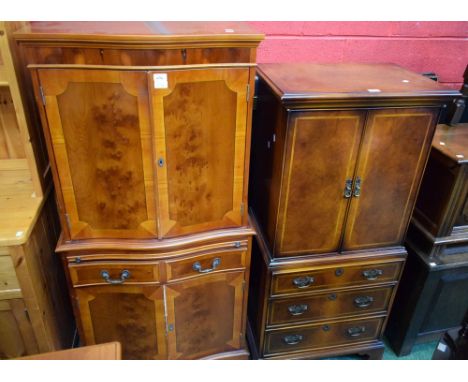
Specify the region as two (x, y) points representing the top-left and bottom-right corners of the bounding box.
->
(247, 63), (458, 359)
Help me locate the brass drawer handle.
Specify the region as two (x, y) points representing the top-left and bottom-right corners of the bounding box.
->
(347, 326), (366, 337)
(343, 179), (353, 198)
(192, 257), (221, 274)
(362, 269), (383, 281)
(287, 304), (308, 316)
(282, 334), (304, 345)
(100, 270), (131, 285)
(354, 295), (374, 308)
(292, 276), (314, 289)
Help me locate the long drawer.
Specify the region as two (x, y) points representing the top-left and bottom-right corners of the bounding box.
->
(267, 285), (393, 327)
(270, 261), (402, 297)
(264, 316), (384, 356)
(67, 246), (247, 287)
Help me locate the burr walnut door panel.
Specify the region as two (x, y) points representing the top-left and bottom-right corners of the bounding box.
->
(150, 68), (250, 238)
(74, 285), (167, 360)
(342, 108), (439, 251)
(275, 110), (366, 256)
(164, 271), (246, 359)
(37, 69), (157, 240)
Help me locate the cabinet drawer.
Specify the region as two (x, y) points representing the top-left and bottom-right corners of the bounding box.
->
(68, 261), (160, 287)
(24, 46), (251, 66)
(264, 317), (384, 356)
(166, 249), (246, 282)
(267, 286), (393, 327)
(271, 261), (402, 296)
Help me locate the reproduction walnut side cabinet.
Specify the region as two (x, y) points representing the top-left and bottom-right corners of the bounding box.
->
(0, 22), (74, 359)
(247, 63), (459, 359)
(14, 22), (263, 360)
(386, 123), (468, 356)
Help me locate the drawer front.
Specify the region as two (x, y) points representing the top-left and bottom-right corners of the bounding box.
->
(166, 249), (246, 282)
(264, 317), (384, 356)
(271, 261), (402, 296)
(267, 286), (393, 327)
(24, 46), (252, 66)
(68, 261), (160, 287)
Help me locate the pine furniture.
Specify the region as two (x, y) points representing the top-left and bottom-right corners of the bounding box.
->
(13, 21), (263, 360)
(0, 21), (74, 359)
(247, 63), (459, 359)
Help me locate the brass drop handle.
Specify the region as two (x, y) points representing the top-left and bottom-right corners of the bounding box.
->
(282, 334), (304, 345)
(353, 177), (362, 197)
(343, 179), (353, 198)
(292, 276), (314, 289)
(354, 295), (374, 308)
(362, 269), (383, 281)
(347, 326), (366, 337)
(192, 257), (221, 274)
(287, 304), (308, 316)
(100, 269), (131, 285)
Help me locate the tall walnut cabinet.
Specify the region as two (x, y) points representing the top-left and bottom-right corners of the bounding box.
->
(247, 63), (458, 359)
(14, 22), (263, 360)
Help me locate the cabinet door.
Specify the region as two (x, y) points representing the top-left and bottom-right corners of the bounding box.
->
(74, 285), (166, 360)
(150, 68), (250, 238)
(165, 271), (246, 359)
(343, 108), (439, 250)
(275, 110), (366, 256)
(37, 69), (157, 239)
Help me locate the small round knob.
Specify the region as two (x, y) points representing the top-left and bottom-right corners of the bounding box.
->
(322, 325), (330, 332)
(328, 293), (337, 301)
(335, 268), (344, 277)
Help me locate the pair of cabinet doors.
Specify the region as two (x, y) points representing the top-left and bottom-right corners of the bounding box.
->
(74, 268), (246, 359)
(276, 108), (439, 256)
(35, 67), (251, 240)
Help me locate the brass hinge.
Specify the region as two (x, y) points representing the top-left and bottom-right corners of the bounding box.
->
(24, 309), (31, 322)
(39, 85), (46, 106)
(246, 84), (250, 103)
(242, 280), (246, 291)
(240, 203), (245, 216)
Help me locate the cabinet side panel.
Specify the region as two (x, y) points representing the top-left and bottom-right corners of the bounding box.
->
(412, 149), (458, 236)
(249, 76), (287, 250)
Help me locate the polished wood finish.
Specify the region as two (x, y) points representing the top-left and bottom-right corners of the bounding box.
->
(0, 23), (74, 359)
(267, 286), (393, 327)
(75, 285), (166, 359)
(386, 123), (468, 356)
(151, 67), (249, 238)
(15, 22), (262, 360)
(271, 262), (402, 296)
(248, 63), (457, 359)
(38, 68), (156, 239)
(264, 316), (384, 356)
(259, 63), (456, 106)
(342, 108), (438, 251)
(19, 341), (122, 360)
(276, 110), (365, 255)
(166, 270), (246, 359)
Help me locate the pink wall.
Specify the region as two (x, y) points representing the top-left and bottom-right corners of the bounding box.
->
(248, 22), (468, 89)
